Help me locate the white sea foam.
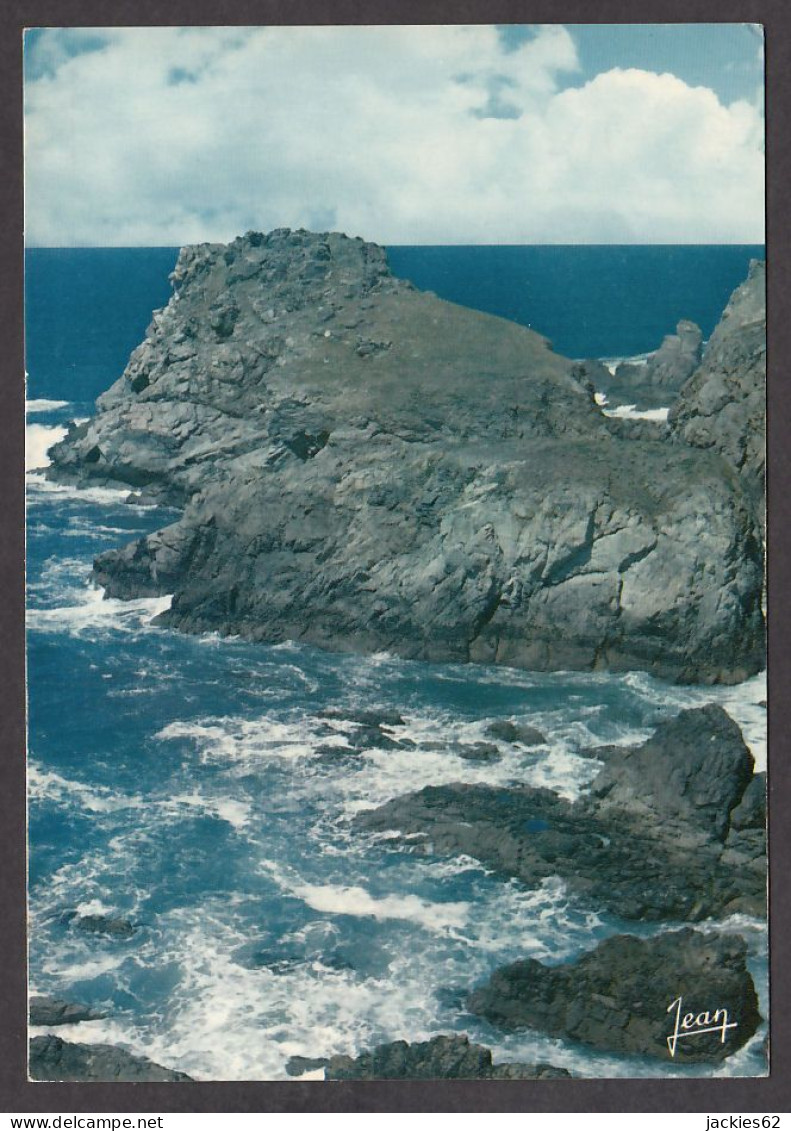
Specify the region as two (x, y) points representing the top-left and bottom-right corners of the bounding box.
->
(166, 791), (253, 832)
(28, 765), (141, 815)
(74, 898), (116, 917)
(271, 870), (470, 934)
(47, 877), (599, 1081)
(25, 471), (135, 506)
(27, 583), (172, 637)
(29, 763), (251, 834)
(602, 404), (670, 422)
(26, 398), (70, 413)
(26, 423), (68, 471)
(599, 353), (651, 376)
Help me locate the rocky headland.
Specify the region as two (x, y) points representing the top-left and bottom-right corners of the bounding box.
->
(46, 229), (765, 684)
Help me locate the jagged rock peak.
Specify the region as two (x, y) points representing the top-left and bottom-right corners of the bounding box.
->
(168, 227), (398, 300)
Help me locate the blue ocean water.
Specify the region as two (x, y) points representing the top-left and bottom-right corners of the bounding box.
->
(26, 246), (768, 1080)
(25, 245), (763, 401)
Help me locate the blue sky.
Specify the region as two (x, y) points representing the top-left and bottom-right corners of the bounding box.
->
(24, 24), (765, 246)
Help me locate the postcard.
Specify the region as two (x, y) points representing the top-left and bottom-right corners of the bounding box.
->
(23, 23), (767, 1084)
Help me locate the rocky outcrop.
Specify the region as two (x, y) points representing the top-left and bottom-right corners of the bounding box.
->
(669, 261), (765, 523)
(287, 1035), (570, 1079)
(357, 706), (766, 922)
(29, 1035), (192, 1081)
(29, 996), (106, 1026)
(603, 321), (703, 408)
(48, 230), (765, 683)
(468, 929), (760, 1062)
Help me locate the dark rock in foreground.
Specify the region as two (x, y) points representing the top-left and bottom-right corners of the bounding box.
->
(29, 1035), (192, 1081)
(357, 706), (766, 921)
(29, 996), (106, 1026)
(468, 929), (760, 1063)
(288, 1034), (570, 1079)
(47, 229), (765, 685)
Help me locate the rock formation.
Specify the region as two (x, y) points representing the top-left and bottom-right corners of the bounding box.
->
(47, 229), (765, 683)
(468, 929), (761, 1062)
(287, 1034), (570, 1079)
(669, 260), (765, 525)
(601, 320), (703, 408)
(29, 1035), (192, 1081)
(356, 705), (766, 922)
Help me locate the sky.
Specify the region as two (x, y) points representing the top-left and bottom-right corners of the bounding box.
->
(23, 24), (765, 247)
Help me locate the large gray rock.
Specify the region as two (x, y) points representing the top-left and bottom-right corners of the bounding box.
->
(669, 261), (765, 524)
(49, 229), (765, 684)
(468, 929), (761, 1063)
(29, 1035), (192, 1081)
(356, 706), (766, 922)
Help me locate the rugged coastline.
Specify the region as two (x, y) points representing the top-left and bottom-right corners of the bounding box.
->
(34, 230), (767, 1081)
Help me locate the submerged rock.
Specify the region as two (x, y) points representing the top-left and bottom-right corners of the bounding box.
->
(484, 720), (547, 746)
(62, 912), (137, 938)
(357, 706), (766, 922)
(29, 1035), (192, 1081)
(49, 230), (764, 683)
(292, 1034), (570, 1079)
(468, 929), (760, 1063)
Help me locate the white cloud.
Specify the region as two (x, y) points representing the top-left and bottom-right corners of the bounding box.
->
(24, 26), (765, 245)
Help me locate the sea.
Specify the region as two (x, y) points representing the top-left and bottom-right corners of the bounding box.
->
(26, 244), (768, 1081)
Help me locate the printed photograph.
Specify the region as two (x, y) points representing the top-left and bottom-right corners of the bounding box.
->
(24, 24), (767, 1081)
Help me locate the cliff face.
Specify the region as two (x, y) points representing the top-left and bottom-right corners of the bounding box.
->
(669, 260), (766, 523)
(48, 229), (765, 683)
